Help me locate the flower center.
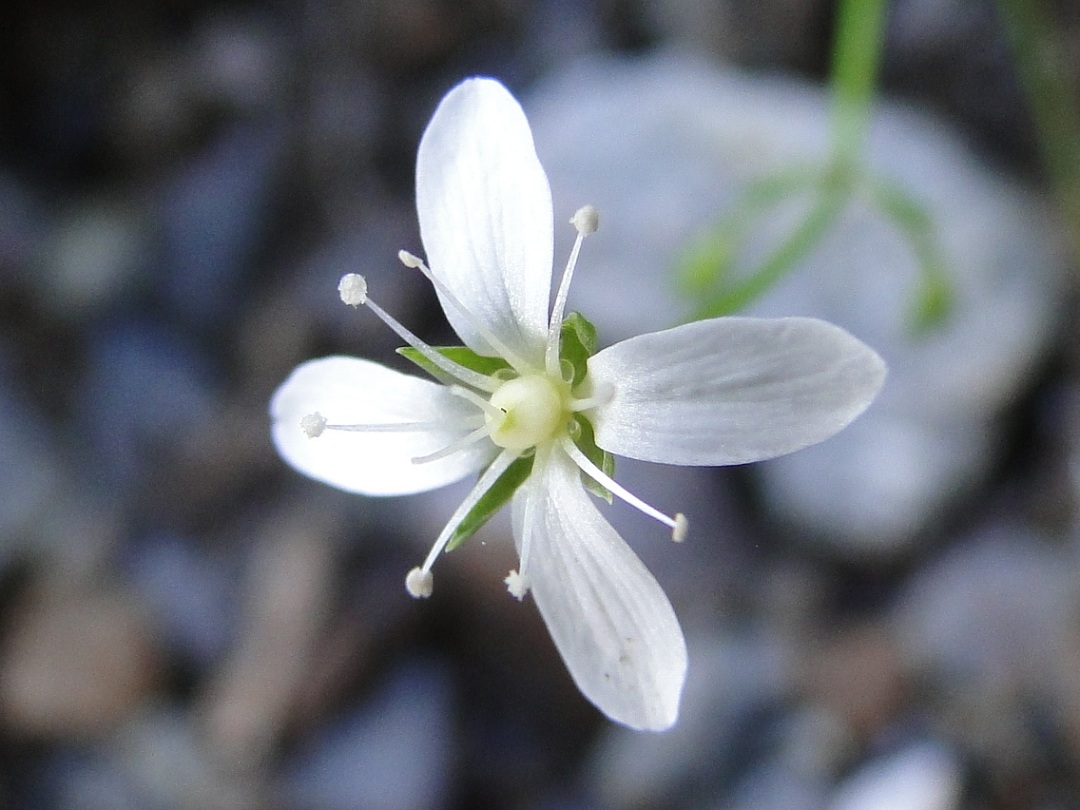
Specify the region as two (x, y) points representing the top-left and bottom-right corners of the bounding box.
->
(298, 203), (690, 604)
(487, 374), (568, 450)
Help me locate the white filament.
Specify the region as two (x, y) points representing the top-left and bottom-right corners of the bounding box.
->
(560, 436), (687, 541)
(412, 448), (520, 582)
(398, 251), (535, 373)
(545, 223), (590, 376)
(411, 423), (496, 465)
(339, 274), (498, 393)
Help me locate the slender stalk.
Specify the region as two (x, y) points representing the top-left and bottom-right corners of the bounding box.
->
(995, 0), (1080, 255)
(694, 190), (846, 319)
(679, 0), (894, 317)
(830, 0), (890, 167)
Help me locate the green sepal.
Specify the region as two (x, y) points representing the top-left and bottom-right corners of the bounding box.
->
(572, 414), (615, 503)
(397, 345), (511, 384)
(559, 312), (598, 387)
(446, 453), (534, 551)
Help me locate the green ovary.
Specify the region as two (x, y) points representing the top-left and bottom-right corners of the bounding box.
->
(487, 374), (569, 450)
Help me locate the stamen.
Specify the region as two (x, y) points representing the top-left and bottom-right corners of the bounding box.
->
(511, 444), (547, 597)
(545, 206), (598, 376)
(411, 422), (495, 465)
(449, 384), (506, 422)
(672, 513), (689, 543)
(399, 251), (535, 374)
(571, 205), (599, 235)
(569, 383), (614, 412)
(337, 274), (499, 393)
(504, 569), (529, 600)
(301, 412), (327, 437)
(406, 448), (520, 595)
(405, 567), (433, 598)
(560, 436), (688, 541)
(303, 412), (484, 435)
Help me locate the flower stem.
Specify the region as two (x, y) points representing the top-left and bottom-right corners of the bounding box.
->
(829, 0), (889, 170)
(995, 0), (1080, 257)
(681, 0), (890, 318)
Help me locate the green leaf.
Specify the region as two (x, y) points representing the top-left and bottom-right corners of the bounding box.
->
(572, 414), (615, 503)
(446, 453), (534, 551)
(397, 345), (511, 384)
(559, 312), (598, 387)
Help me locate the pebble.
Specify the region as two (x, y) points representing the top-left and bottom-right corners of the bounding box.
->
(158, 122), (285, 329)
(76, 317), (215, 495)
(0, 585), (159, 740)
(0, 381), (63, 567)
(283, 659), (454, 810)
(829, 742), (962, 810)
(125, 533), (238, 667)
(892, 522), (1080, 791)
(37, 198), (149, 319)
(200, 514), (337, 771)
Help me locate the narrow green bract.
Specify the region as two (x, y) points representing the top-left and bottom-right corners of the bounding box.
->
(397, 345), (511, 382)
(572, 414), (615, 503)
(559, 312), (597, 386)
(446, 452), (534, 551)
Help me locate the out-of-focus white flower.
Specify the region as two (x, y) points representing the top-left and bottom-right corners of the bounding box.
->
(270, 78), (886, 731)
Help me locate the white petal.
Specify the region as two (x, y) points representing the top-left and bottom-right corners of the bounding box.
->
(512, 449), (687, 730)
(270, 356), (495, 496)
(416, 78), (553, 363)
(588, 317), (886, 466)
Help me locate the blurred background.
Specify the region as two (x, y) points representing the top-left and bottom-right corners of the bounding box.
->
(2, 0), (1080, 808)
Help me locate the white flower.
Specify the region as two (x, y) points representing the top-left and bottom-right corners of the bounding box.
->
(270, 77), (886, 731)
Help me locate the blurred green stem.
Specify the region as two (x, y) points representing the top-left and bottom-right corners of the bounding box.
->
(995, 0), (1080, 255)
(830, 0), (890, 168)
(685, 0), (952, 329)
(694, 189), (846, 319)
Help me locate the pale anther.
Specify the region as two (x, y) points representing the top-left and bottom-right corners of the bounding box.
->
(398, 250), (424, 269)
(338, 273), (368, 307)
(505, 569), (530, 600)
(405, 567), (433, 599)
(301, 412), (327, 438)
(571, 205), (599, 235)
(672, 513), (689, 543)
